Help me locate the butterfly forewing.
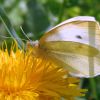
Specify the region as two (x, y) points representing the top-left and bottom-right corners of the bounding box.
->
(39, 16), (100, 77)
(40, 41), (98, 57)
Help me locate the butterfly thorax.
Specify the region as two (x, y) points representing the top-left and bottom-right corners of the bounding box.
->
(27, 40), (39, 47)
(26, 40), (49, 59)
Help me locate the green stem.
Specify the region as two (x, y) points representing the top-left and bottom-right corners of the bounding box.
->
(89, 78), (98, 100)
(57, 0), (66, 23)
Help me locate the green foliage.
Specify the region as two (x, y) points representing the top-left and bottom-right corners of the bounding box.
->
(0, 0), (100, 99)
(0, 7), (24, 49)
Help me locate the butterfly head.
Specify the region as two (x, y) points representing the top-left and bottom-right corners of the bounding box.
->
(26, 40), (39, 49)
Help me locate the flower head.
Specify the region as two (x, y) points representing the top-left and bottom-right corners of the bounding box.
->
(0, 43), (85, 100)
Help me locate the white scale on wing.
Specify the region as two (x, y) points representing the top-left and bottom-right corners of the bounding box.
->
(44, 25), (98, 48)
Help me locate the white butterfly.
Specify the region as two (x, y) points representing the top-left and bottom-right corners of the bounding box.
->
(31, 16), (100, 78)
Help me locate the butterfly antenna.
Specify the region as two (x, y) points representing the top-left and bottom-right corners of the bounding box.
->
(20, 26), (32, 41)
(20, 26), (39, 47)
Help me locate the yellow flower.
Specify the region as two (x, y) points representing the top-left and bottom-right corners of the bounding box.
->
(0, 44), (85, 100)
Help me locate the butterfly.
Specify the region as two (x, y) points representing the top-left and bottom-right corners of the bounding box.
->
(29, 16), (100, 78)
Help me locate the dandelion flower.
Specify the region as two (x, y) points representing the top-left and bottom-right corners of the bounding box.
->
(0, 43), (85, 100)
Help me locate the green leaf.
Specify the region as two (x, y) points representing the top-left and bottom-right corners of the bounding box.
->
(0, 6), (24, 49)
(24, 0), (50, 40)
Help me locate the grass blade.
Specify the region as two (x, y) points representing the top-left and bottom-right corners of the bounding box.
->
(0, 6), (24, 49)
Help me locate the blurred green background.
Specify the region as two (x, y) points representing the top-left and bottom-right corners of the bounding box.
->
(0, 0), (100, 100)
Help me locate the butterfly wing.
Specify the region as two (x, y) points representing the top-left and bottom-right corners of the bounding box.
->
(46, 50), (100, 77)
(39, 16), (100, 77)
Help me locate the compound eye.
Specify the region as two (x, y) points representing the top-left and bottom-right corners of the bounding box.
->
(76, 35), (82, 39)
